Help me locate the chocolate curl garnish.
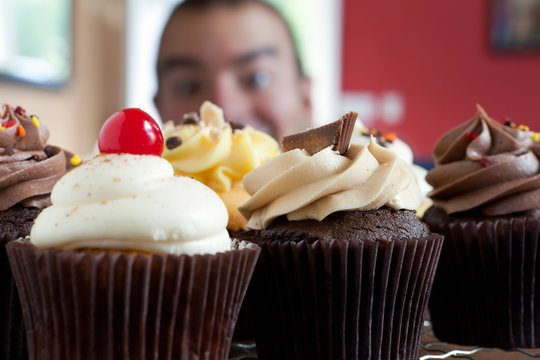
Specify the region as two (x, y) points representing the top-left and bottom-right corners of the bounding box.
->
(227, 120), (246, 131)
(282, 111), (358, 155)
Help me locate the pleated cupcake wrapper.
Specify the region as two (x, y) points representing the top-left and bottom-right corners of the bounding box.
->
(250, 235), (443, 360)
(427, 217), (540, 348)
(6, 239), (260, 360)
(0, 234), (27, 360)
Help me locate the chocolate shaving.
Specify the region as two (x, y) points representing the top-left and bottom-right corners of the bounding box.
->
(227, 120), (246, 131)
(282, 111), (357, 155)
(181, 112), (200, 125)
(165, 136), (182, 150)
(43, 145), (53, 158)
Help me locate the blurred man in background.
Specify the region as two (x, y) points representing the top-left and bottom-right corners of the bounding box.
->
(154, 0), (312, 140)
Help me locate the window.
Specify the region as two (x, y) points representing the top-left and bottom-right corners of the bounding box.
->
(0, 0), (72, 87)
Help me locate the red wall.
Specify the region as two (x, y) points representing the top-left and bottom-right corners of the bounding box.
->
(342, 0), (540, 161)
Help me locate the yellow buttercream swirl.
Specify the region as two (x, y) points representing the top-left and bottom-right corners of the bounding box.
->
(161, 101), (280, 230)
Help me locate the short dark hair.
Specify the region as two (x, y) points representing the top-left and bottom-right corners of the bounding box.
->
(162, 0), (304, 76)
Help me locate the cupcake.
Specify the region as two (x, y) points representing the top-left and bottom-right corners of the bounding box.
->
(424, 105), (540, 348)
(6, 108), (260, 359)
(161, 101), (280, 232)
(237, 113), (444, 360)
(0, 104), (77, 359)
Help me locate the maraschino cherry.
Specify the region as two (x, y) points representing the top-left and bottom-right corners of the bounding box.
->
(98, 108), (163, 156)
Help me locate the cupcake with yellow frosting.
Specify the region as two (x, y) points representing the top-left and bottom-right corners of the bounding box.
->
(161, 101), (280, 232)
(238, 113), (443, 360)
(6, 108), (260, 359)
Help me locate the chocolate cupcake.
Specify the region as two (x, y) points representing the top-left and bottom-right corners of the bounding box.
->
(0, 104), (76, 359)
(424, 105), (540, 348)
(6, 109), (259, 359)
(237, 113), (443, 360)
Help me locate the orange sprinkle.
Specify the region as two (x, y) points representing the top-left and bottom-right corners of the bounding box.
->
(17, 125), (25, 137)
(382, 132), (397, 142)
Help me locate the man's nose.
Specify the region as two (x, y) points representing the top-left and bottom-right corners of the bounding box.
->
(209, 75), (250, 123)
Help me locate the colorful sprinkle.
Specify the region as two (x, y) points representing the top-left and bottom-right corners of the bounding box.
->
(17, 125), (25, 137)
(382, 132), (396, 143)
(1, 120), (14, 128)
(465, 131), (479, 141)
(479, 157), (490, 167)
(502, 117), (516, 128)
(70, 155), (82, 166)
(31, 115), (41, 128)
(532, 133), (540, 141)
(518, 124), (529, 131)
(14, 106), (25, 115)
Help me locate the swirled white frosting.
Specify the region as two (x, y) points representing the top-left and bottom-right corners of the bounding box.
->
(30, 154), (231, 255)
(238, 138), (422, 229)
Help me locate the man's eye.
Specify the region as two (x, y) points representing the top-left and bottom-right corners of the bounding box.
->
(173, 80), (200, 96)
(245, 70), (271, 90)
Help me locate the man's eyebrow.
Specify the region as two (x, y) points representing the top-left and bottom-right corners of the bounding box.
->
(232, 47), (277, 66)
(160, 47), (277, 73)
(161, 56), (202, 72)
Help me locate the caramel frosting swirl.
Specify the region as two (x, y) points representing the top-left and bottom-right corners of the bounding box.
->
(426, 105), (540, 216)
(238, 138), (422, 229)
(0, 104), (70, 211)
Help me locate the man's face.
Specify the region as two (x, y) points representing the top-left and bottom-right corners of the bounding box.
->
(154, 3), (312, 140)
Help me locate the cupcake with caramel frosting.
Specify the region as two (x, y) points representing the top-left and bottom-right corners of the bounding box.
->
(237, 112), (443, 360)
(424, 105), (540, 348)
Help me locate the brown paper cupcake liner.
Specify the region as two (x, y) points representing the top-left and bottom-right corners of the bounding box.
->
(1, 234), (28, 360)
(6, 239), (260, 360)
(427, 217), (540, 348)
(1, 204), (40, 360)
(248, 234), (443, 360)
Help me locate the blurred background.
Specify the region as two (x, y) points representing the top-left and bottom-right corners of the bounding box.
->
(0, 0), (539, 164)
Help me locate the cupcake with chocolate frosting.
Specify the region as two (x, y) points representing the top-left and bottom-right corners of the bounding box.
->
(237, 113), (443, 360)
(0, 104), (77, 360)
(424, 105), (540, 348)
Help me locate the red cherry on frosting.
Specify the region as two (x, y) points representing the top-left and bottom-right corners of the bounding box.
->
(98, 108), (164, 156)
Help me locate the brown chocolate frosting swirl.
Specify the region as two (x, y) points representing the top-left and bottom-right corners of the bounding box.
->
(0, 104), (71, 211)
(426, 105), (540, 216)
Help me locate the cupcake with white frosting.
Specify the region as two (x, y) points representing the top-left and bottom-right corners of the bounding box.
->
(6, 108), (259, 360)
